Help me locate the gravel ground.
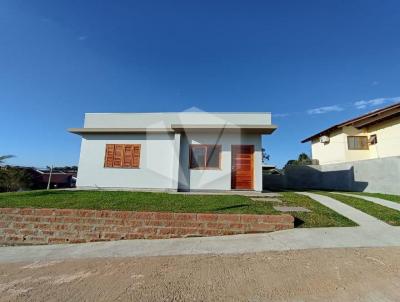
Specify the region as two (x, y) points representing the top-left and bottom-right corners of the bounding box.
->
(0, 247), (399, 302)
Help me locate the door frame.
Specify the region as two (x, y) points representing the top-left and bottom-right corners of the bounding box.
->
(231, 144), (254, 190)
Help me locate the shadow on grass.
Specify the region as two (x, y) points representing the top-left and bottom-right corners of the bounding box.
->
(213, 204), (250, 211)
(293, 217), (305, 227)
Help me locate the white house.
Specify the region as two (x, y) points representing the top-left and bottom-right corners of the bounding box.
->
(69, 112), (276, 192)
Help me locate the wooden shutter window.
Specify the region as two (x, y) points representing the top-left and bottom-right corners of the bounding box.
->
(104, 144), (141, 168)
(113, 144), (123, 168)
(132, 145), (141, 168)
(122, 145), (134, 168)
(104, 144), (115, 168)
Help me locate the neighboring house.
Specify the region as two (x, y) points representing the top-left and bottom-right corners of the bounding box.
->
(302, 102), (400, 165)
(32, 169), (77, 189)
(0, 166), (77, 190)
(69, 112), (276, 192)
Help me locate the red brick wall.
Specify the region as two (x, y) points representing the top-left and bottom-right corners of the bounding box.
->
(0, 208), (294, 245)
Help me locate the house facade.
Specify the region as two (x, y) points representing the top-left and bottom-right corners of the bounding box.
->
(302, 102), (400, 165)
(69, 112), (276, 192)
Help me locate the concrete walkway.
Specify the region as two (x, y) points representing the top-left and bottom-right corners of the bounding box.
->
(298, 192), (391, 228)
(1, 226), (400, 264)
(334, 192), (400, 212)
(1, 192), (400, 264)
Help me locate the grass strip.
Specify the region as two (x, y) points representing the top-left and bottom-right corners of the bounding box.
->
(319, 192), (400, 226)
(345, 192), (400, 204)
(278, 192), (357, 228)
(0, 190), (278, 215)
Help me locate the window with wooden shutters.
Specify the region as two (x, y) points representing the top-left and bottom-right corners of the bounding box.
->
(104, 144), (141, 168)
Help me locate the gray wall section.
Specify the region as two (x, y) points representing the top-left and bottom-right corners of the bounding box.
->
(263, 156), (400, 194)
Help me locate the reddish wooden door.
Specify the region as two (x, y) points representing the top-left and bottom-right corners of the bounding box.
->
(231, 145), (254, 190)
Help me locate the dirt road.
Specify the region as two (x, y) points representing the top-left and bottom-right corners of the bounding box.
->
(0, 247), (400, 301)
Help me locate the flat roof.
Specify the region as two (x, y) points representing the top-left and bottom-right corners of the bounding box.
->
(68, 124), (277, 135)
(302, 102), (400, 143)
(171, 124), (277, 134)
(69, 111), (277, 135)
(68, 128), (175, 134)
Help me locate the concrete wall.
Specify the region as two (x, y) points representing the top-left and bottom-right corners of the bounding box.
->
(263, 156), (400, 195)
(310, 116), (400, 165)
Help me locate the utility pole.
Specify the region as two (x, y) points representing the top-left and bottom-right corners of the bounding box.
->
(46, 165), (53, 190)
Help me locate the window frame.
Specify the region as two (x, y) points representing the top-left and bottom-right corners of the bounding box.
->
(104, 144), (141, 169)
(369, 134), (378, 145)
(347, 136), (369, 150)
(189, 144), (222, 170)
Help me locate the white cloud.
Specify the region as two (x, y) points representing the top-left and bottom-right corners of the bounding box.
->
(354, 97), (400, 109)
(77, 35), (87, 41)
(307, 105), (344, 115)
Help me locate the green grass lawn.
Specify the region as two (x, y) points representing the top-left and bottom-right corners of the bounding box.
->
(0, 190), (358, 228)
(345, 192), (400, 204)
(278, 192), (356, 228)
(0, 190), (278, 215)
(319, 192), (400, 226)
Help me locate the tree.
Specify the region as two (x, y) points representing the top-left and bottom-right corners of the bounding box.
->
(0, 155), (14, 165)
(0, 167), (33, 192)
(0, 155), (33, 192)
(297, 153), (311, 163)
(284, 153), (312, 169)
(261, 148), (270, 163)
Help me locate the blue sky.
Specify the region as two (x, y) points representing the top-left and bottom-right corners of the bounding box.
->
(1, 0), (400, 168)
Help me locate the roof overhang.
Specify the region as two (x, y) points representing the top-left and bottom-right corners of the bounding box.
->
(171, 124), (277, 134)
(69, 124), (277, 135)
(68, 128), (175, 134)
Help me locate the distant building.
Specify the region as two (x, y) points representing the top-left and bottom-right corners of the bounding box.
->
(31, 169), (77, 189)
(302, 102), (400, 165)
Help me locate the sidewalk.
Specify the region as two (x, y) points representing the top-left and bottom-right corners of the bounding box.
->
(1, 225), (400, 263)
(298, 192), (391, 228)
(334, 192), (400, 212)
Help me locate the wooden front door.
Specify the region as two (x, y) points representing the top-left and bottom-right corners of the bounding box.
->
(231, 145), (254, 190)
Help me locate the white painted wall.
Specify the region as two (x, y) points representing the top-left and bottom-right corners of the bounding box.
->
(84, 112), (272, 128)
(76, 133), (178, 190)
(178, 131), (263, 192)
(77, 131), (263, 191)
(368, 117), (400, 159)
(311, 116), (400, 165)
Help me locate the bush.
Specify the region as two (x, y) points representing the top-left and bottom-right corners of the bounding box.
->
(0, 167), (33, 192)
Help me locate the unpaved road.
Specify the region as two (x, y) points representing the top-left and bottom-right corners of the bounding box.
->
(0, 247), (400, 302)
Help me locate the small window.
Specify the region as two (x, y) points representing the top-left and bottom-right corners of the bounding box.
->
(347, 136), (369, 150)
(190, 145), (221, 169)
(104, 144), (141, 168)
(369, 134), (378, 145)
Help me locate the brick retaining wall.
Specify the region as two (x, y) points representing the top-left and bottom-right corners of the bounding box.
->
(0, 208), (294, 245)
